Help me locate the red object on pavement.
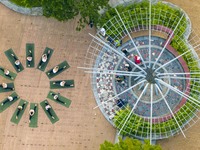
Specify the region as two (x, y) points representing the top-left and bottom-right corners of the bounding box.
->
(134, 55), (141, 64)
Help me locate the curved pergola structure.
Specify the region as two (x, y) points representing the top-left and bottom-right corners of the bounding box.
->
(80, 1), (200, 144)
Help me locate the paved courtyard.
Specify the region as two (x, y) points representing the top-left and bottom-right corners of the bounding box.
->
(0, 4), (115, 150)
(1, 0), (200, 150)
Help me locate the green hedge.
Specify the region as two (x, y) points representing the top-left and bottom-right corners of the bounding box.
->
(114, 101), (198, 138)
(10, 0), (41, 7)
(100, 137), (162, 150)
(98, 1), (187, 40)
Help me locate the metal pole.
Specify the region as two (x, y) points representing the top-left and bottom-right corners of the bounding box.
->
(150, 84), (153, 145)
(115, 8), (147, 68)
(152, 14), (184, 69)
(89, 33), (146, 74)
(149, 0), (152, 68)
(118, 83), (149, 134)
(155, 84), (186, 138)
(93, 79), (146, 109)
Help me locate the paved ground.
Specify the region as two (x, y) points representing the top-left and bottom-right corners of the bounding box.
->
(1, 0), (200, 150)
(0, 4), (115, 150)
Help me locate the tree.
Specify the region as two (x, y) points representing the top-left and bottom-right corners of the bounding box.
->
(40, 0), (110, 30)
(11, 0), (109, 30)
(100, 137), (162, 150)
(41, 0), (79, 21)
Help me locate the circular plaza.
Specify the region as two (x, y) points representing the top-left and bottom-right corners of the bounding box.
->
(83, 0), (200, 143)
(95, 35), (189, 120)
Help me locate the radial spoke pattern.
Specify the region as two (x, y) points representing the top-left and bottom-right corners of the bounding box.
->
(81, 1), (200, 143)
(0, 44), (74, 127)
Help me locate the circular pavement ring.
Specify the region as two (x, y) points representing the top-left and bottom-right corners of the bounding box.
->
(14, 68), (49, 103)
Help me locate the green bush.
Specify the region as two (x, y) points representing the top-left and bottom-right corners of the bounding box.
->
(100, 137), (162, 150)
(98, 1), (187, 40)
(10, 0), (110, 30)
(114, 101), (198, 138)
(10, 0), (41, 7)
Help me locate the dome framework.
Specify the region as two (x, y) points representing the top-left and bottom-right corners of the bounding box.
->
(80, 1), (200, 144)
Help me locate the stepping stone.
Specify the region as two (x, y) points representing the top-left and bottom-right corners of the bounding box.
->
(45, 60), (70, 79)
(37, 47), (54, 71)
(10, 99), (28, 124)
(0, 82), (15, 93)
(0, 92), (20, 113)
(47, 91), (71, 108)
(40, 100), (59, 124)
(0, 66), (17, 80)
(50, 80), (74, 89)
(26, 43), (35, 68)
(29, 103), (38, 128)
(4, 49), (24, 73)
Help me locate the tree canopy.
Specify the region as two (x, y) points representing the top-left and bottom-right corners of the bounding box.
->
(100, 137), (162, 150)
(11, 0), (109, 30)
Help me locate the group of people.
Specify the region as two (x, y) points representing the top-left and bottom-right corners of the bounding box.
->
(15, 102), (37, 123)
(99, 27), (122, 48)
(11, 50), (55, 70)
(99, 28), (142, 64)
(2, 49), (72, 123)
(11, 49), (51, 70)
(2, 49), (71, 123)
(14, 101), (55, 121)
(121, 48), (141, 64)
(1, 96), (60, 122)
(114, 48), (142, 84)
(42, 93), (69, 119)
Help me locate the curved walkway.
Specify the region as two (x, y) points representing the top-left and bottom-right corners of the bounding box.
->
(0, 0), (42, 15)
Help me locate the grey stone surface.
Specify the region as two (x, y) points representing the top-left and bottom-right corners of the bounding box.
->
(0, 0), (43, 16)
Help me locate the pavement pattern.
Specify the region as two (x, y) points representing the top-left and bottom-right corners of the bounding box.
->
(0, 4), (115, 150)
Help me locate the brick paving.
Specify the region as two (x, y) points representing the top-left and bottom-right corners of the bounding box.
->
(0, 4), (115, 150)
(1, 0), (200, 150)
